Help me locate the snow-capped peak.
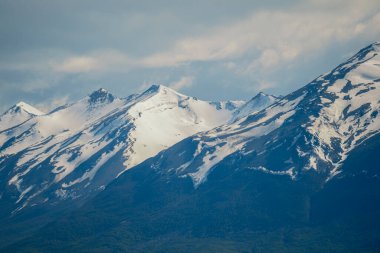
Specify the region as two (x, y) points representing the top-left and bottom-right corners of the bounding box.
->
(122, 83), (236, 170)
(154, 42), (380, 187)
(0, 102), (44, 131)
(253, 91), (273, 99)
(0, 83), (241, 211)
(88, 88), (115, 104)
(140, 84), (186, 99)
(230, 92), (278, 122)
(12, 101), (44, 116)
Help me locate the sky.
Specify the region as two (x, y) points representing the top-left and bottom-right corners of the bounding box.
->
(0, 0), (380, 113)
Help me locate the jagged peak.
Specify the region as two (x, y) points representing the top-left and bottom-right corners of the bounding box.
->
(89, 88), (111, 96)
(88, 88), (115, 104)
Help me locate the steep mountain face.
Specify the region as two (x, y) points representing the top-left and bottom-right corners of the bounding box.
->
(0, 85), (242, 215)
(156, 42), (380, 187)
(0, 102), (44, 132)
(6, 43), (380, 253)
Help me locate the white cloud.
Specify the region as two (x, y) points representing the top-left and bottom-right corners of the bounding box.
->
(35, 95), (70, 113)
(138, 0), (380, 72)
(257, 49), (281, 69)
(168, 76), (194, 91)
(54, 56), (100, 73)
(3, 0), (379, 76)
(1, 0), (379, 109)
(52, 50), (133, 73)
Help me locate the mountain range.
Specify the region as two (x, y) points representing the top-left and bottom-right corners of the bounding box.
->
(0, 42), (380, 252)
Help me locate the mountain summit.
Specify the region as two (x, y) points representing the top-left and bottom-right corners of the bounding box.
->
(12, 102), (44, 116)
(230, 92), (279, 122)
(2, 43), (380, 253)
(160, 39), (380, 186)
(88, 88), (116, 104)
(0, 102), (44, 131)
(0, 83), (248, 214)
(7, 43), (380, 253)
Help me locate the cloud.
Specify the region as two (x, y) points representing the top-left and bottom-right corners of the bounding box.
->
(35, 95), (70, 113)
(168, 76), (194, 91)
(1, 0), (380, 111)
(139, 0), (380, 72)
(2, 0), (379, 76)
(52, 50), (133, 73)
(140, 36), (244, 68)
(54, 56), (100, 73)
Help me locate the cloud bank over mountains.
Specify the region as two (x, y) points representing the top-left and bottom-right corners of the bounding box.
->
(0, 0), (379, 112)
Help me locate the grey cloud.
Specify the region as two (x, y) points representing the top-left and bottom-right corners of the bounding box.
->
(0, 0), (379, 112)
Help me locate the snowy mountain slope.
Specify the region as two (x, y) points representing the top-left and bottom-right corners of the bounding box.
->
(142, 42), (380, 187)
(229, 92), (279, 123)
(121, 85), (238, 170)
(2, 43), (380, 253)
(0, 85), (241, 213)
(3, 42), (379, 217)
(0, 89), (124, 157)
(0, 102), (44, 132)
